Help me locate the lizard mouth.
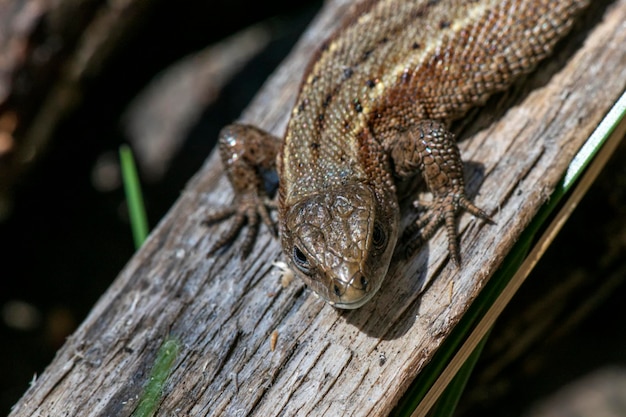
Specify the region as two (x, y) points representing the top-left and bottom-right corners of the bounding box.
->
(328, 292), (376, 309)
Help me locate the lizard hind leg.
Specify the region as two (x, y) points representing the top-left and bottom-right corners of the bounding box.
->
(388, 120), (493, 265)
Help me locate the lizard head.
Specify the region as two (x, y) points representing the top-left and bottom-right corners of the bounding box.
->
(280, 183), (399, 309)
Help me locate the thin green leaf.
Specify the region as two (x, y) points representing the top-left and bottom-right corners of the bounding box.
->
(131, 337), (181, 417)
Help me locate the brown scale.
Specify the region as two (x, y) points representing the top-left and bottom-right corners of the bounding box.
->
(205, 0), (590, 309)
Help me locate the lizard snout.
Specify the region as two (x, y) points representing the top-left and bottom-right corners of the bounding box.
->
(329, 272), (372, 308)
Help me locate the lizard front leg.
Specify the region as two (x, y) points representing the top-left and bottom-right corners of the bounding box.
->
(386, 120), (493, 265)
(204, 123), (282, 256)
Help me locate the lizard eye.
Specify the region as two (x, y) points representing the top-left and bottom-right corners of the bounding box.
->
(293, 246), (312, 275)
(372, 222), (387, 250)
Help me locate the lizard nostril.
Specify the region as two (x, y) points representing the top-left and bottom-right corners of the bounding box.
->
(333, 283), (342, 297)
(360, 275), (368, 290)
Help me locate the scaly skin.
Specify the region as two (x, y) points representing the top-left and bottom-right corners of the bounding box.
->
(206, 0), (590, 309)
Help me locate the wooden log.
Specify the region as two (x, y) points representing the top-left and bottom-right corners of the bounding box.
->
(8, 0), (626, 416)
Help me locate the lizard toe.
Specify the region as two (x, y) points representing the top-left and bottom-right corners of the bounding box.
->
(204, 193), (278, 257)
(404, 193), (491, 265)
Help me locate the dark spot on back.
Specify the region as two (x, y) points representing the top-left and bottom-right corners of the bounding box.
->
(439, 20), (451, 29)
(343, 67), (354, 79)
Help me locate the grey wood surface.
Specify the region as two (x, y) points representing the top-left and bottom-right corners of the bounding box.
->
(8, 0), (626, 416)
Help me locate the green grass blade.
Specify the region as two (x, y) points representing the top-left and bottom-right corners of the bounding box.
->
(430, 330), (491, 417)
(119, 145), (149, 249)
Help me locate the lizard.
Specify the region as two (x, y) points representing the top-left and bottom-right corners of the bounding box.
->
(204, 0), (590, 309)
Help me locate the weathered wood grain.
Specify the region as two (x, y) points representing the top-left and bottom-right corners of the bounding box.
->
(8, 0), (626, 416)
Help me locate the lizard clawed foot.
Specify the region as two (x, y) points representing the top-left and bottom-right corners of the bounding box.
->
(403, 192), (493, 266)
(203, 193), (277, 257)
